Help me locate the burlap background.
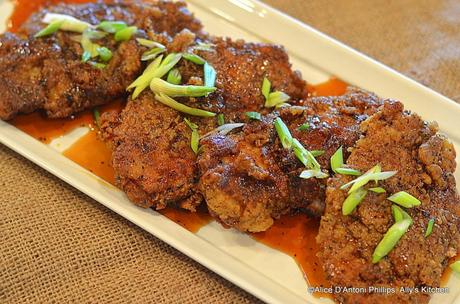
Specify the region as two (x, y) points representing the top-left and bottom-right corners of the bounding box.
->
(1, 1), (459, 303)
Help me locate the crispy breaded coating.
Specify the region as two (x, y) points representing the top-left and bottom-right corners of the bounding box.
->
(317, 101), (460, 303)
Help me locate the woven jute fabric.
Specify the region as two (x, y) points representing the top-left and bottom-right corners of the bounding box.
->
(1, 1), (459, 303)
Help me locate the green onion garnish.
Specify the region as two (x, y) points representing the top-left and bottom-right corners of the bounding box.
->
(275, 103), (291, 109)
(183, 53), (206, 65)
(298, 123), (310, 131)
(262, 77), (271, 100)
(299, 169), (328, 180)
(391, 205), (411, 222)
(217, 114), (225, 126)
(342, 188), (368, 215)
(114, 26), (137, 42)
(274, 117), (293, 149)
(193, 42), (215, 52)
(96, 47), (112, 62)
(369, 187), (386, 193)
(330, 146), (344, 173)
(311, 150), (325, 157)
(335, 168), (361, 176)
(204, 62), (217, 88)
(245, 112), (261, 121)
(150, 78), (216, 97)
(89, 61), (107, 69)
(424, 218), (435, 237)
(202, 123), (245, 139)
(450, 261), (460, 273)
(265, 91), (290, 108)
(136, 38), (165, 49)
(167, 69), (182, 85)
(340, 165), (397, 193)
(93, 108), (101, 128)
(154, 93), (216, 117)
(141, 48), (166, 61)
(372, 218), (412, 263)
(81, 51), (92, 63)
(184, 118), (200, 154)
(387, 191), (421, 208)
(292, 139), (321, 170)
(42, 13), (92, 33)
(34, 19), (65, 38)
(97, 21), (127, 33)
(83, 30), (107, 40)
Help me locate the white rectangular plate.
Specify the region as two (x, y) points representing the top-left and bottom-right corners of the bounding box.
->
(1, 0), (459, 303)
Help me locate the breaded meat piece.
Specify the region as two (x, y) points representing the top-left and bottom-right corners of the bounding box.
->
(317, 101), (460, 304)
(101, 36), (308, 211)
(198, 89), (383, 232)
(0, 0), (203, 120)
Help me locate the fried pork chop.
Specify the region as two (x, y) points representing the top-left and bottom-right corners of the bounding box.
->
(198, 89), (383, 232)
(100, 36), (308, 211)
(317, 101), (460, 303)
(0, 0), (203, 120)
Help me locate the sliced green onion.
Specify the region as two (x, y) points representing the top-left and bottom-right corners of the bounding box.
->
(299, 169), (328, 180)
(93, 108), (101, 128)
(184, 118), (198, 130)
(96, 47), (112, 62)
(204, 62), (217, 88)
(97, 21), (127, 33)
(340, 165), (396, 193)
(275, 103), (291, 109)
(136, 38), (165, 49)
(89, 61), (107, 69)
(35, 19), (65, 38)
(292, 139), (321, 170)
(298, 123), (310, 131)
(245, 112), (261, 121)
(391, 205), (411, 222)
(330, 146), (344, 173)
(193, 42), (215, 51)
(81, 51), (92, 63)
(262, 77), (271, 100)
(42, 13), (92, 33)
(311, 150), (325, 157)
(372, 218), (412, 263)
(342, 187), (368, 215)
(183, 53), (206, 65)
(202, 123), (245, 139)
(450, 261), (460, 273)
(387, 191), (422, 208)
(155, 93), (216, 117)
(369, 187), (386, 193)
(83, 30), (107, 40)
(184, 118), (199, 154)
(167, 69), (182, 85)
(217, 114), (225, 126)
(265, 91), (290, 108)
(424, 218), (435, 237)
(141, 47), (166, 61)
(150, 78), (216, 97)
(335, 168), (362, 176)
(274, 117), (293, 149)
(114, 26), (137, 42)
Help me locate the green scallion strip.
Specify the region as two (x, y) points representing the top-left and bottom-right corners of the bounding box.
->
(335, 168), (362, 176)
(96, 47), (112, 62)
(97, 21), (127, 33)
(184, 118), (199, 154)
(167, 69), (182, 85)
(217, 114), (225, 126)
(342, 187), (368, 215)
(155, 93), (216, 117)
(330, 146), (344, 173)
(141, 48), (166, 61)
(387, 191), (422, 208)
(89, 61), (107, 69)
(262, 77), (271, 100)
(311, 150), (325, 157)
(42, 13), (92, 33)
(83, 30), (107, 40)
(184, 118), (198, 130)
(93, 108), (101, 128)
(136, 38), (165, 49)
(292, 139), (321, 170)
(298, 123), (310, 131)
(81, 51), (92, 63)
(114, 26), (137, 42)
(35, 19), (65, 38)
(424, 218), (435, 237)
(372, 218), (412, 263)
(183, 53), (206, 65)
(202, 123), (245, 139)
(275, 103), (291, 109)
(340, 165), (396, 193)
(391, 205), (411, 222)
(150, 78), (216, 97)
(245, 112), (261, 121)
(193, 42), (215, 52)
(204, 62), (217, 88)
(369, 187), (386, 193)
(274, 117), (293, 150)
(265, 91), (290, 108)
(450, 261), (460, 273)
(299, 169), (328, 180)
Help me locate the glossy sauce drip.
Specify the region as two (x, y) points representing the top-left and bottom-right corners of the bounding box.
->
(308, 78), (348, 96)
